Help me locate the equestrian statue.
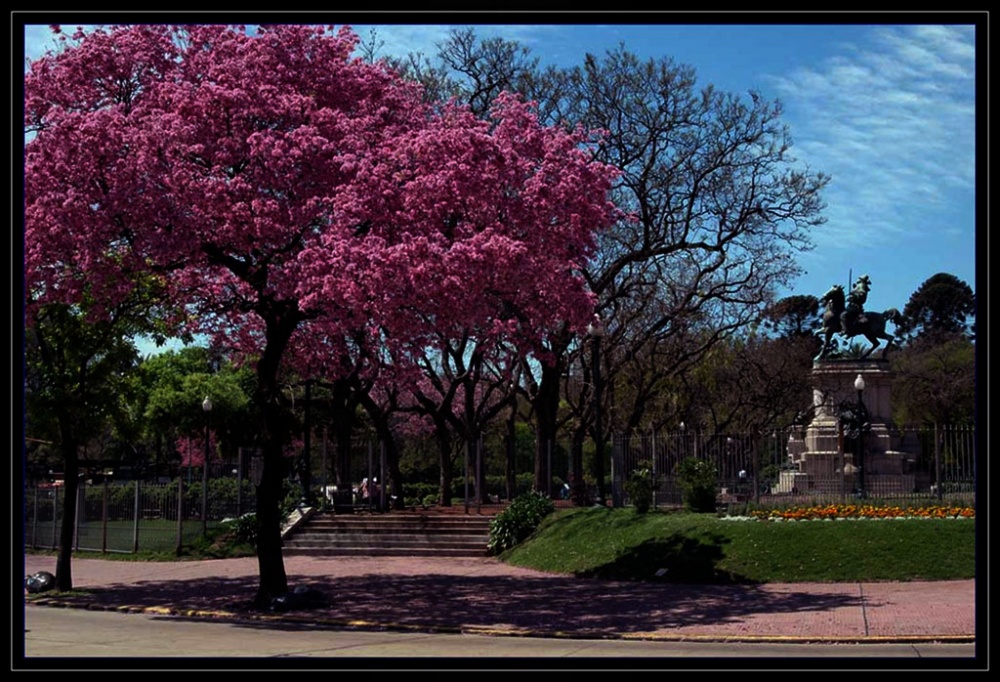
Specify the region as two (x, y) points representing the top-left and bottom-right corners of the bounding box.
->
(816, 274), (904, 360)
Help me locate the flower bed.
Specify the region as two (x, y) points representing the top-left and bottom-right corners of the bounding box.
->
(724, 504), (975, 522)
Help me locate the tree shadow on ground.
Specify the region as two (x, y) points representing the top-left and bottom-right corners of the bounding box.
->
(27, 569), (872, 638)
(575, 533), (749, 584)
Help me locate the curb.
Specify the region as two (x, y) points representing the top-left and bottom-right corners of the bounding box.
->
(26, 597), (975, 645)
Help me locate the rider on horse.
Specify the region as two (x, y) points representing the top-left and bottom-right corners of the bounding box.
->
(817, 273), (902, 361)
(841, 274), (870, 336)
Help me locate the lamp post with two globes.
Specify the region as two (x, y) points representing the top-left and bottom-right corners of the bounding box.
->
(853, 374), (867, 499)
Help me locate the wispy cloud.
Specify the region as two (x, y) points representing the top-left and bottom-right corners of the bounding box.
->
(767, 24), (975, 256)
(352, 23), (566, 62)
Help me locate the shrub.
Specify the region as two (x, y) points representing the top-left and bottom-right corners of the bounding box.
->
(223, 513), (259, 546)
(487, 491), (555, 555)
(624, 460), (654, 513)
(277, 479), (305, 517)
(675, 457), (717, 513)
(515, 472), (535, 497)
(404, 482), (439, 504)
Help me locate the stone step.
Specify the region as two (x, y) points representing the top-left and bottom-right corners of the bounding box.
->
(284, 538), (486, 552)
(282, 546), (489, 558)
(286, 533), (488, 544)
(308, 515), (492, 523)
(304, 522), (491, 533)
(282, 511), (493, 558)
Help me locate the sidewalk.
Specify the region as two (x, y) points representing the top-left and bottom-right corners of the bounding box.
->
(22, 554), (975, 643)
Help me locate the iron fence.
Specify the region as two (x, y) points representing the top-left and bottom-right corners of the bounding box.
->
(612, 424), (976, 509)
(24, 455), (259, 554)
(24, 425), (976, 553)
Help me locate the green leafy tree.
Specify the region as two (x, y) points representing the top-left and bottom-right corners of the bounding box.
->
(763, 295), (822, 341)
(25, 300), (150, 591)
(898, 273), (975, 343)
(136, 347), (255, 470)
(891, 336), (975, 426)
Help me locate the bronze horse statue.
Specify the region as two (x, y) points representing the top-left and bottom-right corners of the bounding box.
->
(816, 284), (903, 360)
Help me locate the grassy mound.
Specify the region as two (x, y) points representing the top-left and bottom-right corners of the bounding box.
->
(501, 507), (975, 583)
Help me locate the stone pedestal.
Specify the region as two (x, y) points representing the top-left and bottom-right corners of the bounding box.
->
(787, 359), (911, 495)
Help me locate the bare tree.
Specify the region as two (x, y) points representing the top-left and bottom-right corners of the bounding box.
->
(395, 31), (830, 501)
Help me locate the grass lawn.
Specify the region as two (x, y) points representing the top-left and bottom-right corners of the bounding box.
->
(26, 519), (253, 559)
(501, 507), (976, 583)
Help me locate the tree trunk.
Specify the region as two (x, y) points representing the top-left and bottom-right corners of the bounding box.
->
(253, 445), (288, 606)
(504, 408), (517, 501)
(250, 306), (301, 607)
(571, 425), (588, 506)
(54, 438), (79, 592)
(385, 437), (404, 510)
(330, 380), (358, 507)
(356, 389), (404, 510)
(436, 427), (454, 507)
(533, 358), (563, 494)
(253, 393), (290, 607)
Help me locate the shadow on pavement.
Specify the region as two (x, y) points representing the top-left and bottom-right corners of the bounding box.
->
(33, 571), (870, 637)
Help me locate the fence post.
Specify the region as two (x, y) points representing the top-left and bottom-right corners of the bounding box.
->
(74, 481), (81, 551)
(32, 486), (39, 549)
(133, 479), (141, 554)
(380, 440), (387, 512)
(838, 422), (846, 503)
(651, 430), (657, 510)
(320, 430), (327, 510)
(934, 422), (942, 501)
(201, 453), (208, 538)
(464, 440), (470, 514)
(175, 478), (184, 556)
(476, 435), (482, 515)
(754, 435), (762, 506)
(970, 425), (976, 494)
(52, 485), (59, 550)
(237, 448), (244, 518)
(611, 435), (622, 508)
(368, 440), (374, 511)
(968, 425), (976, 496)
(101, 477), (109, 553)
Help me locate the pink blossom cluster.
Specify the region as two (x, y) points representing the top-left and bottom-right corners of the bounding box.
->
(25, 24), (621, 384)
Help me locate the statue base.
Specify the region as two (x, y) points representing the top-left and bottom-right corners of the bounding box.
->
(785, 359), (916, 497)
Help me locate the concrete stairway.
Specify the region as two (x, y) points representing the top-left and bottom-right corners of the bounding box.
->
(282, 510), (494, 557)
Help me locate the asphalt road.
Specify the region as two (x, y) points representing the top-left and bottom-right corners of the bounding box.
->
(22, 607), (977, 664)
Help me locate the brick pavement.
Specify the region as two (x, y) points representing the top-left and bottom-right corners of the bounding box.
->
(22, 554), (975, 643)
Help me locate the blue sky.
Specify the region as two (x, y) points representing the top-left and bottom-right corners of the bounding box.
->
(21, 17), (980, 350)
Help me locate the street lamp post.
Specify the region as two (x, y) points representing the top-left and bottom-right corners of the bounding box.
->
(854, 374), (866, 499)
(588, 315), (606, 506)
(201, 396), (212, 536)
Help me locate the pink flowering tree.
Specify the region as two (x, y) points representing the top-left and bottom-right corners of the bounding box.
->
(175, 433), (216, 469)
(25, 24), (618, 604)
